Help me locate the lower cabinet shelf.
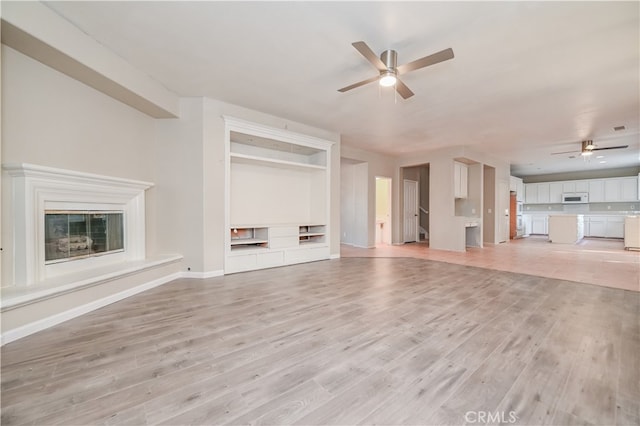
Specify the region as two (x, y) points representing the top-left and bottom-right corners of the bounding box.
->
(226, 224), (329, 273)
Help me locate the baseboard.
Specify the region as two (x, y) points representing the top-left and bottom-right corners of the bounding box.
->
(180, 269), (224, 279)
(1, 271), (181, 346)
(329, 254), (341, 259)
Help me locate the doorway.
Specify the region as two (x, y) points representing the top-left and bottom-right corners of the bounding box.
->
(375, 177), (392, 245)
(403, 179), (419, 243)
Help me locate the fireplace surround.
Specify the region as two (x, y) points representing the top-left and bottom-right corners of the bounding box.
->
(3, 163), (153, 287)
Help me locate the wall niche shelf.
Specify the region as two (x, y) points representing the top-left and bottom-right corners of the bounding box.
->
(229, 227), (268, 251)
(299, 225), (326, 244)
(224, 116), (334, 274)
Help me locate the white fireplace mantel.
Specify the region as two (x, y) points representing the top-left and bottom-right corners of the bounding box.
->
(3, 163), (154, 286)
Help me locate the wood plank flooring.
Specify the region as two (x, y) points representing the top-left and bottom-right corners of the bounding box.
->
(342, 237), (640, 292)
(2, 257), (639, 425)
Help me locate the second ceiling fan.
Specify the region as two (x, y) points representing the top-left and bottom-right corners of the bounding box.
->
(338, 41), (454, 99)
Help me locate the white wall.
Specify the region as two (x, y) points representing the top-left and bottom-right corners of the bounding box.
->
(1, 45), (162, 286)
(397, 145), (510, 251)
(340, 160), (369, 247)
(154, 98), (341, 275)
(341, 146), (397, 247)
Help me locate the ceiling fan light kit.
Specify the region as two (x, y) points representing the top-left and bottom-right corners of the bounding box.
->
(338, 41), (454, 99)
(379, 70), (397, 87)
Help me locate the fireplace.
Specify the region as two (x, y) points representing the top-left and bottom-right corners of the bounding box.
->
(3, 163), (152, 286)
(45, 211), (124, 263)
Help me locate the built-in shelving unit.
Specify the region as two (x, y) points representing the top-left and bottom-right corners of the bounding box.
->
(299, 225), (326, 244)
(224, 116), (334, 274)
(229, 227), (269, 251)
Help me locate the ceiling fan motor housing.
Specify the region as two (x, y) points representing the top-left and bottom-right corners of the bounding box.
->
(381, 49), (398, 71)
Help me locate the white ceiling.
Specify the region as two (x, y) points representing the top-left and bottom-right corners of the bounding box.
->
(44, 1), (640, 177)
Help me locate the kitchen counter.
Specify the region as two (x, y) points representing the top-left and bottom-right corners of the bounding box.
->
(548, 214), (584, 244)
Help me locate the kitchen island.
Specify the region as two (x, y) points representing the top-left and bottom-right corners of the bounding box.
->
(548, 214), (584, 244)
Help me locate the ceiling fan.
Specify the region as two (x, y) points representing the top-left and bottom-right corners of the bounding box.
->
(337, 41), (454, 99)
(551, 140), (629, 157)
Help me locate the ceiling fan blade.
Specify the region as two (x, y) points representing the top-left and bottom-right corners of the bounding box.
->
(395, 79), (414, 99)
(397, 48), (455, 74)
(592, 145), (629, 151)
(551, 150), (580, 155)
(352, 41), (386, 71)
(337, 75), (380, 93)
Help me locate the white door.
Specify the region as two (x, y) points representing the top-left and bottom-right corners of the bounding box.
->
(498, 180), (509, 243)
(403, 179), (419, 243)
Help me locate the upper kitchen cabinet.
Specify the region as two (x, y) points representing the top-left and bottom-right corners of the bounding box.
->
(562, 180), (589, 193)
(454, 161), (468, 199)
(549, 182), (563, 204)
(603, 177), (638, 202)
(510, 176), (524, 202)
(524, 176), (638, 204)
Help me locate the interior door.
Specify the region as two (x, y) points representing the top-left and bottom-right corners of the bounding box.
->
(498, 180), (510, 243)
(403, 179), (419, 243)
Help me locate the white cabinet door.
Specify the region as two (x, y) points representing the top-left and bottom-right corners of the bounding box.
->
(605, 179), (621, 202)
(537, 183), (550, 204)
(516, 180), (524, 202)
(620, 177), (638, 201)
(531, 215), (548, 234)
(575, 180), (589, 192)
(606, 217), (625, 238)
(589, 180), (605, 202)
(525, 184), (537, 204)
(454, 162), (468, 199)
(522, 215), (532, 235)
(549, 183), (563, 204)
(588, 216), (607, 237)
(562, 181), (575, 193)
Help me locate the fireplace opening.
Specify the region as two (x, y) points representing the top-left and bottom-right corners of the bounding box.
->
(45, 211), (124, 263)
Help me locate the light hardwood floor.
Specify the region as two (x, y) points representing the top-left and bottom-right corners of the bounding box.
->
(2, 257), (639, 425)
(342, 236), (640, 292)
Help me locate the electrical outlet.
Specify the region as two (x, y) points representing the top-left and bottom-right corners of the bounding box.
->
(488, 208), (492, 213)
(607, 205), (611, 210)
(471, 208), (476, 214)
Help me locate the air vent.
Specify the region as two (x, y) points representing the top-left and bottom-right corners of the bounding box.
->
(614, 125), (626, 131)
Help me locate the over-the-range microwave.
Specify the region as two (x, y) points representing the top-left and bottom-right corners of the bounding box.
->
(562, 192), (589, 204)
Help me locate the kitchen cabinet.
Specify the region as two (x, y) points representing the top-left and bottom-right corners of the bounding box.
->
(454, 161), (468, 199)
(510, 176), (525, 202)
(589, 180), (605, 203)
(603, 177), (637, 202)
(524, 177), (638, 204)
(605, 179), (620, 202)
(516, 179), (524, 202)
(549, 182), (563, 204)
(563, 180), (589, 193)
(525, 184), (537, 204)
(537, 183), (550, 203)
(620, 177), (638, 201)
(586, 216), (606, 237)
(584, 215), (625, 238)
(522, 214), (532, 236)
(531, 214), (548, 235)
(524, 183), (550, 204)
(605, 216), (624, 238)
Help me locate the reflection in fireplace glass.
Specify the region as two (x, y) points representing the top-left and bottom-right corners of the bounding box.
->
(45, 211), (124, 262)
